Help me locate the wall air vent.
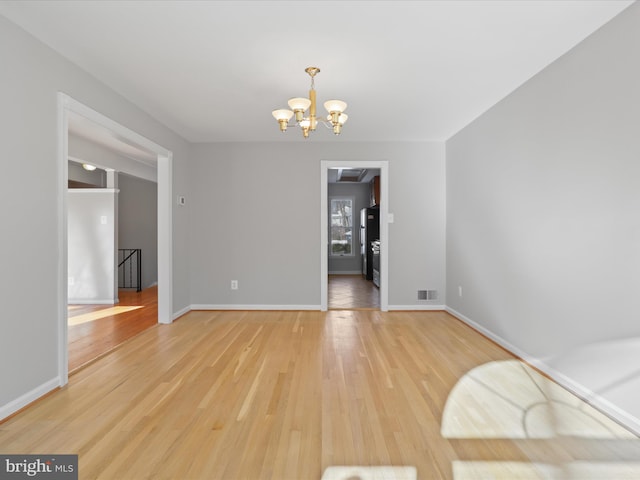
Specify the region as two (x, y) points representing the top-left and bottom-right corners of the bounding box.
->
(418, 290), (438, 300)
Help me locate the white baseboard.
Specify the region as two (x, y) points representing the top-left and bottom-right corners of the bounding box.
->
(68, 299), (115, 305)
(536, 361), (640, 436)
(445, 307), (531, 359)
(445, 306), (640, 436)
(191, 304), (321, 311)
(173, 305), (191, 320)
(186, 304), (446, 313)
(389, 304), (446, 311)
(0, 377), (60, 421)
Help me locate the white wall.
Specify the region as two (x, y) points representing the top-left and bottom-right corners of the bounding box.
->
(188, 141), (446, 309)
(0, 15), (190, 418)
(68, 190), (117, 303)
(446, 3), (640, 431)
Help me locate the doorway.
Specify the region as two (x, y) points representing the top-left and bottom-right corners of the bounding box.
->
(57, 93), (173, 386)
(320, 160), (389, 311)
(66, 161), (159, 372)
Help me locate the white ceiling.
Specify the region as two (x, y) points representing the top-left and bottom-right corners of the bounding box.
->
(0, 0), (635, 144)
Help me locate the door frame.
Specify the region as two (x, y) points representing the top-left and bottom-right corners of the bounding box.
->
(320, 160), (389, 311)
(57, 93), (173, 386)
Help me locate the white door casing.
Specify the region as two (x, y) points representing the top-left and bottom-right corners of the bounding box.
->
(57, 93), (173, 387)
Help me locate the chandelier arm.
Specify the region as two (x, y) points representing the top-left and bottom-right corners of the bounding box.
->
(284, 118), (332, 128)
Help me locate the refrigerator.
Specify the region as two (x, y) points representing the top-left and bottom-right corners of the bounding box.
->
(360, 207), (380, 281)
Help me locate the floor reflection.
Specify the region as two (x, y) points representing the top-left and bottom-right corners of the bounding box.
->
(453, 461), (640, 479)
(68, 305), (143, 325)
(321, 465), (417, 480)
(546, 337), (640, 430)
(442, 360), (640, 478)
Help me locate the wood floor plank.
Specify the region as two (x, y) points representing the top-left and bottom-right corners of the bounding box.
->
(2, 309), (640, 479)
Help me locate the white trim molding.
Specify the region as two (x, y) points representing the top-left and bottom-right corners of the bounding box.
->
(191, 304), (321, 311)
(57, 92), (174, 394)
(67, 299), (117, 305)
(389, 305), (447, 311)
(173, 305), (192, 321)
(56, 93), (70, 390)
(67, 188), (119, 194)
(0, 377), (60, 421)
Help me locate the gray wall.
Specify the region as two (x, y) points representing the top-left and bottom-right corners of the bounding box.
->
(118, 173), (158, 289)
(328, 182), (371, 274)
(0, 14), (189, 416)
(188, 141), (446, 308)
(68, 190), (117, 303)
(446, 3), (640, 428)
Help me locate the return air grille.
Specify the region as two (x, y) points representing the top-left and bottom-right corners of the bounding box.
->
(418, 290), (438, 300)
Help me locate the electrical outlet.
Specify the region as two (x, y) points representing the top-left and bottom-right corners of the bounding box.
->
(231, 280), (238, 290)
(458, 286), (463, 297)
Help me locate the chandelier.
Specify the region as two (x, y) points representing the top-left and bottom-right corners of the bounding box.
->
(272, 67), (348, 138)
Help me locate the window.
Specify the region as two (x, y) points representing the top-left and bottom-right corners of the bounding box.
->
(330, 197), (354, 256)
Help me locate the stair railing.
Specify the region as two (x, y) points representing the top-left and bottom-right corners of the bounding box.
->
(118, 248), (142, 292)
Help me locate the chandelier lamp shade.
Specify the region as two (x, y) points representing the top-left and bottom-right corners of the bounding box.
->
(272, 67), (348, 138)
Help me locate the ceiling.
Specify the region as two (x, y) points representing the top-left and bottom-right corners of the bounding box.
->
(0, 0), (634, 144)
(328, 168), (380, 184)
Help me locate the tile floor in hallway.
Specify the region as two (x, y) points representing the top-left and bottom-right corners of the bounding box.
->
(328, 274), (380, 309)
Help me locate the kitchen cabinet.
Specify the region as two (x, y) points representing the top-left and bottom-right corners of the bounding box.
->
(370, 175), (380, 207)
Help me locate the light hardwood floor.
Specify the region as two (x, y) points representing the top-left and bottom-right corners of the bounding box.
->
(2, 310), (639, 479)
(68, 276), (365, 375)
(68, 287), (158, 372)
